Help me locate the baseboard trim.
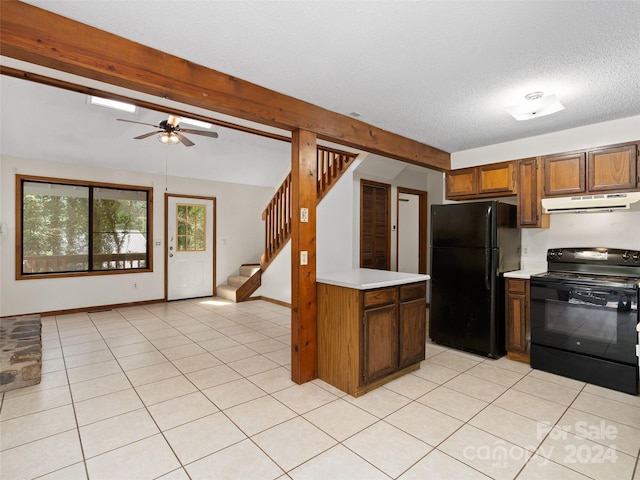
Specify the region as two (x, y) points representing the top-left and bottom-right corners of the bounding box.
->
(254, 296), (292, 308)
(30, 298), (167, 318)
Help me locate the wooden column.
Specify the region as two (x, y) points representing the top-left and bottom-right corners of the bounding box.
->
(290, 129), (317, 384)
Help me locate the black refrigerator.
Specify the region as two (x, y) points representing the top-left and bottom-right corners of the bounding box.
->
(429, 201), (520, 358)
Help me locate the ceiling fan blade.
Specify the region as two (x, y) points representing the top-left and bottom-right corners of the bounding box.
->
(134, 130), (162, 140)
(117, 118), (159, 128)
(176, 132), (195, 147)
(179, 128), (219, 138)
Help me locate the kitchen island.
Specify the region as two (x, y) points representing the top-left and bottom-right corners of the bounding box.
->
(316, 269), (430, 397)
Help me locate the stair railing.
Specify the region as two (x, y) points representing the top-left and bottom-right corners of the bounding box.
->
(317, 146), (356, 201)
(261, 146), (357, 270)
(262, 173), (292, 269)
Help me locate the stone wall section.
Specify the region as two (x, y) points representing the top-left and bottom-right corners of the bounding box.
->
(0, 314), (42, 393)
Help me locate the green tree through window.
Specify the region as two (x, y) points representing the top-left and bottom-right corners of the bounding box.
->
(19, 177), (151, 276)
(176, 204), (206, 252)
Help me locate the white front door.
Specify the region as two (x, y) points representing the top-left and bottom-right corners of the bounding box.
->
(167, 195), (215, 300)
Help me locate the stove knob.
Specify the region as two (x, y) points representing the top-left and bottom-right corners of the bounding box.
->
(632, 252), (640, 262)
(622, 251), (631, 261)
(557, 251), (563, 258)
(548, 251), (556, 260)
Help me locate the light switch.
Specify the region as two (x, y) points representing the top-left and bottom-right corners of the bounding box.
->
(301, 208), (309, 223)
(300, 251), (308, 265)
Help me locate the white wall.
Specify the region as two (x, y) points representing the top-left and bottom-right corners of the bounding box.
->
(451, 115), (640, 168)
(521, 210), (640, 268)
(317, 159), (362, 273)
(0, 155), (273, 316)
(260, 242), (291, 305)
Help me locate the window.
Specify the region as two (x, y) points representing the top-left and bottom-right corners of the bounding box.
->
(176, 204), (206, 252)
(17, 175), (152, 278)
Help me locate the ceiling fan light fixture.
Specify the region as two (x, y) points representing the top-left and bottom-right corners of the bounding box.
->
(506, 92), (564, 121)
(158, 132), (180, 145)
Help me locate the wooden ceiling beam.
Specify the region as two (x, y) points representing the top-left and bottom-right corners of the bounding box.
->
(0, 0), (450, 171)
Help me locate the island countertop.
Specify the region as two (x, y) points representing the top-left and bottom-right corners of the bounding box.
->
(316, 268), (430, 290)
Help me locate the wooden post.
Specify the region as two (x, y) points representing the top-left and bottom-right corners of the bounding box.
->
(290, 129), (317, 384)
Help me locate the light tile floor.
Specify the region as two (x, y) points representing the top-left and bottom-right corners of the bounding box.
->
(1, 298), (639, 479)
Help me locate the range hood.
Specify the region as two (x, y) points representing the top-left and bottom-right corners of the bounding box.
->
(541, 192), (640, 213)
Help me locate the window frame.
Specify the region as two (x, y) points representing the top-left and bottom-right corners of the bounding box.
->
(16, 174), (153, 280)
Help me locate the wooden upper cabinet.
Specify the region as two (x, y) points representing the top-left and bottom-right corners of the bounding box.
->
(588, 143), (638, 192)
(518, 157), (549, 228)
(543, 152), (586, 197)
(446, 168), (477, 198)
(477, 161), (517, 195)
(543, 142), (639, 197)
(446, 161), (516, 199)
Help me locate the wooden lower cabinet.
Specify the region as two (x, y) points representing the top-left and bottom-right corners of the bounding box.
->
(505, 278), (530, 363)
(317, 281), (426, 396)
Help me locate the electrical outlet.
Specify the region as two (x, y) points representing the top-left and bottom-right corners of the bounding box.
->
(300, 251), (308, 265)
(300, 208), (309, 223)
(523, 247), (529, 255)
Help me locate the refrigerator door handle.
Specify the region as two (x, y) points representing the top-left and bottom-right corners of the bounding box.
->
(484, 249), (491, 291)
(485, 207), (492, 248)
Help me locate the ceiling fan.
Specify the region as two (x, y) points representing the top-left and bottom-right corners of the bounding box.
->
(117, 114), (218, 147)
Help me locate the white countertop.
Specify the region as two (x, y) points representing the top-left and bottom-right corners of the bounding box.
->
(503, 262), (547, 279)
(317, 268), (430, 290)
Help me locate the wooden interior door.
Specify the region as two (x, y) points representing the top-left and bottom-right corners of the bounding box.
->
(360, 180), (390, 270)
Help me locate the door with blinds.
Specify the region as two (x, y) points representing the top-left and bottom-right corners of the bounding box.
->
(360, 180), (390, 270)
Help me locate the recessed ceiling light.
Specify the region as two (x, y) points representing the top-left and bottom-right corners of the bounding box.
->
(89, 96), (137, 113)
(506, 92), (564, 121)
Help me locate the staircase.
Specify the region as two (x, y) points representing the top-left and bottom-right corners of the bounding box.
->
(221, 146), (357, 303)
(217, 264), (261, 302)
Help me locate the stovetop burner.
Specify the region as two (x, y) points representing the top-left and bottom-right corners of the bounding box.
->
(534, 271), (640, 288)
(535, 247), (640, 289)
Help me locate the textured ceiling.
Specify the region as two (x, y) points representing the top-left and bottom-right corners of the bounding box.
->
(2, 1), (640, 184)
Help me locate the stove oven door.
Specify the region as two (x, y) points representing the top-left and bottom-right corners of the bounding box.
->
(530, 279), (638, 365)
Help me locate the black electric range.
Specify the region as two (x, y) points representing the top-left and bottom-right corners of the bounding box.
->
(530, 247), (640, 395)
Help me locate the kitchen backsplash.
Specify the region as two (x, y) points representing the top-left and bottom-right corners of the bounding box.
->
(521, 209), (640, 265)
